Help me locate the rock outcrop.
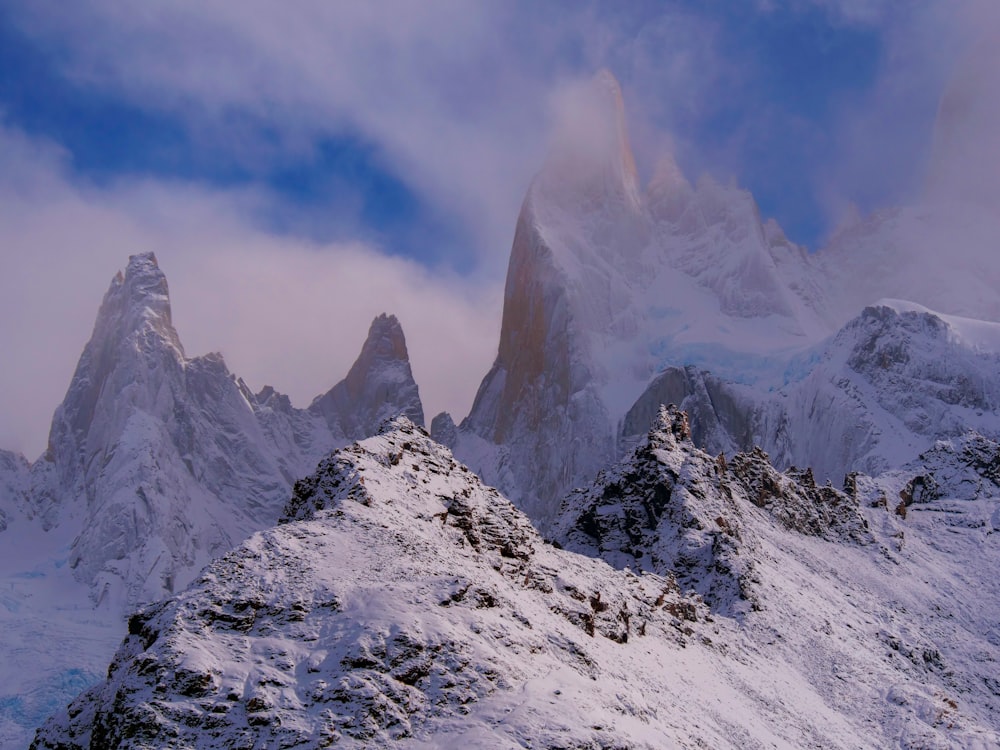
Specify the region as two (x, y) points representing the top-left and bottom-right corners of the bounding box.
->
(556, 406), (872, 614)
(34, 419), (708, 750)
(33, 417), (1000, 749)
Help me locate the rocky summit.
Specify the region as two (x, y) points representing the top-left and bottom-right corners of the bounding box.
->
(32, 416), (1000, 748)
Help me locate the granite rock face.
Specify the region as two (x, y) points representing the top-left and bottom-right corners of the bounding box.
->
(28, 255), (425, 609)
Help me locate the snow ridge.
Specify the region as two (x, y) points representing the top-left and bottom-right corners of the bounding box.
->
(557, 405), (872, 616)
(33, 415), (1000, 748)
(33, 419), (710, 749)
(0, 253), (427, 748)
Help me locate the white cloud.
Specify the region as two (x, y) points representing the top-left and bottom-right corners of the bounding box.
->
(8, 1), (557, 275)
(808, 0), (1000, 234)
(0, 124), (501, 458)
(5, 2), (740, 271)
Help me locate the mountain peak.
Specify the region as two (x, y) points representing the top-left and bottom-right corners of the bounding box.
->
(647, 152), (694, 223)
(39, 419), (711, 749)
(353, 313), (409, 369)
(535, 69), (641, 213)
(652, 404), (693, 445)
(46, 253), (183, 458)
(310, 313), (424, 440)
(103, 251), (181, 354)
(342, 313), (415, 401)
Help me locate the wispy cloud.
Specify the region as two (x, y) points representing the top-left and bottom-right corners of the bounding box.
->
(812, 3), (964, 223)
(0, 123), (501, 457)
(3, 1), (999, 456)
(5, 2), (743, 269)
(7, 1), (555, 273)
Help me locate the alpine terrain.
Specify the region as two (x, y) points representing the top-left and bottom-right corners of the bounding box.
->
(4, 64), (1000, 748)
(450, 70), (1000, 529)
(31, 414), (1000, 748)
(0, 254), (424, 747)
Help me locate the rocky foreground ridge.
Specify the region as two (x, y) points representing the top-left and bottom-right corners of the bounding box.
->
(33, 414), (1000, 749)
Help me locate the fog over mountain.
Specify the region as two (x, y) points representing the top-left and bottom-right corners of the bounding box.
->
(4, 5), (1000, 748)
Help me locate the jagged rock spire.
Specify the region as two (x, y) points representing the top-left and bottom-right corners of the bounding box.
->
(310, 313), (424, 440)
(651, 404), (693, 444)
(343, 313), (412, 394)
(49, 253), (183, 455)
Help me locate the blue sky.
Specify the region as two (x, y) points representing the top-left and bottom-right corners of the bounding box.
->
(0, 0), (987, 455)
(0, 2), (961, 255)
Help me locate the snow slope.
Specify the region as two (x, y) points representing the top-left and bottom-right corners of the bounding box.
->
(34, 415), (1000, 748)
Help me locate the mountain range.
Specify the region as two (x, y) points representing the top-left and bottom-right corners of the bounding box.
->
(4, 69), (1000, 747)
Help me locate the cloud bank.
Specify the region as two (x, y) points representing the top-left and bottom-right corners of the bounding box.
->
(0, 124), (501, 457)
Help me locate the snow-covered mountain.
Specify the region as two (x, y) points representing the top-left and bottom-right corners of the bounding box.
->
(311, 312), (425, 442)
(454, 70), (1000, 530)
(27, 253), (424, 610)
(458, 72), (834, 530)
(0, 253), (425, 748)
(33, 415), (1000, 748)
(627, 300), (1000, 487)
(555, 407), (1000, 746)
